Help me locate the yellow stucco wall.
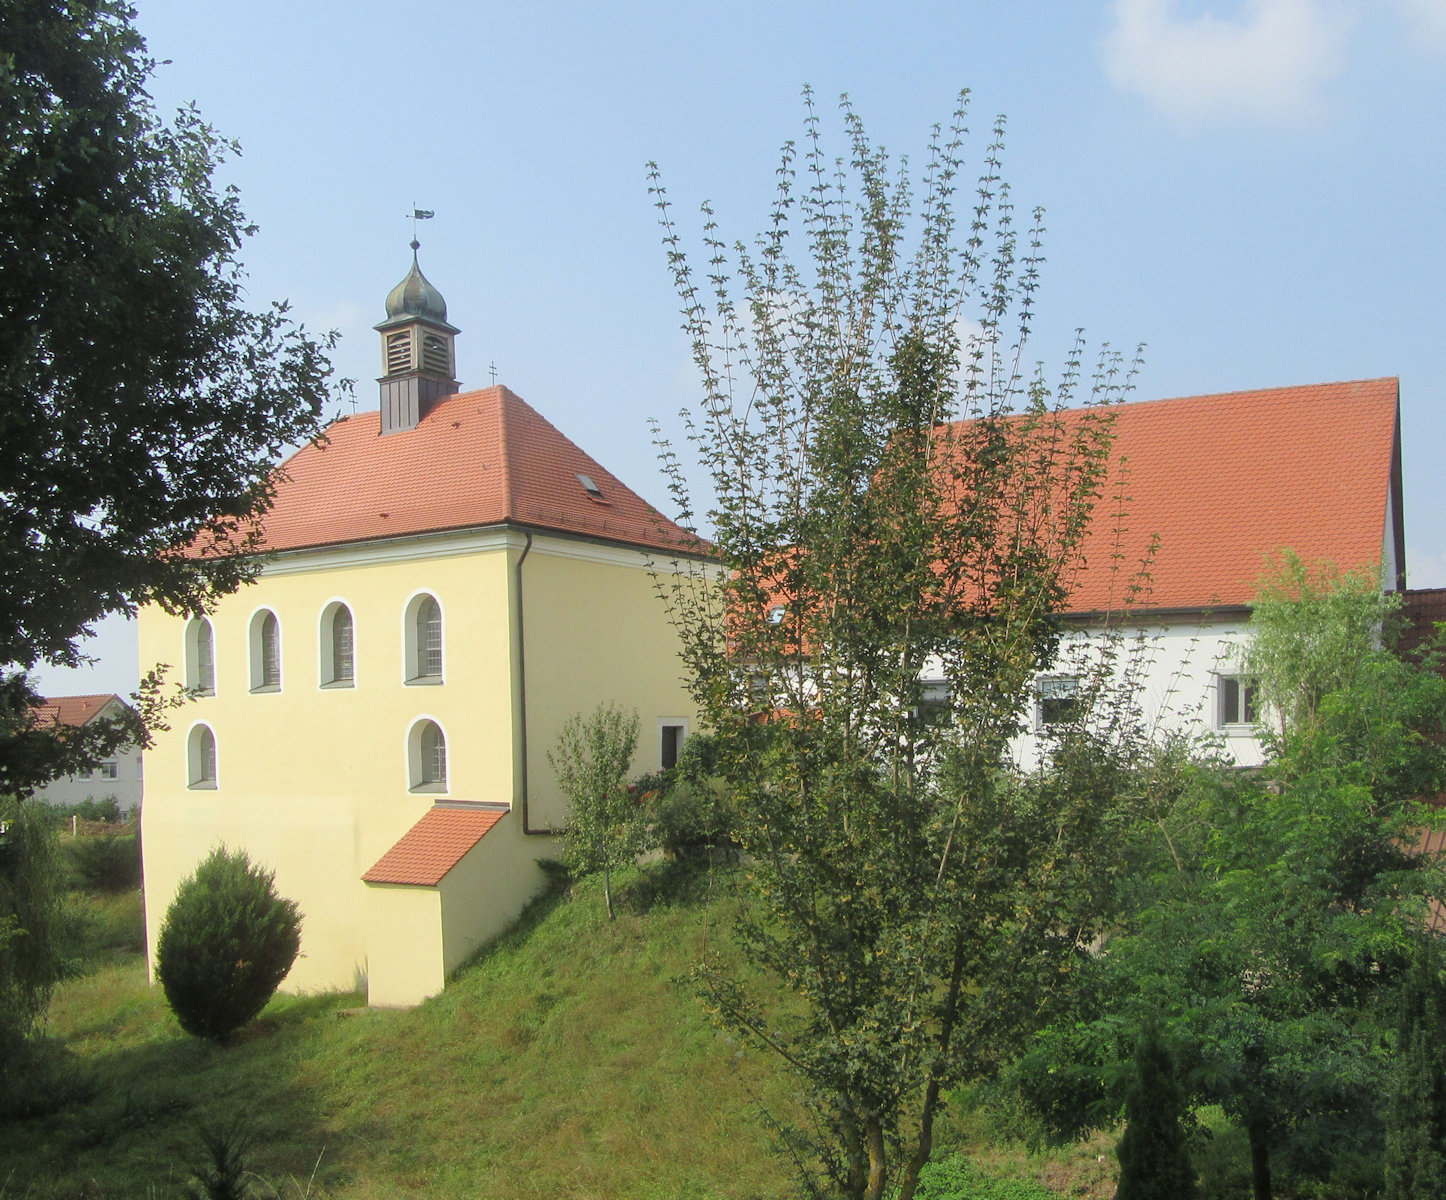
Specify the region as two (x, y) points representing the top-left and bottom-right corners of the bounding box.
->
(363, 883), (445, 1007)
(520, 539), (699, 829)
(437, 813), (547, 979)
(140, 536), (516, 995)
(139, 528), (704, 1003)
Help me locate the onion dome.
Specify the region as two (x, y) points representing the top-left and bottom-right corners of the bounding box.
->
(383, 239), (452, 326)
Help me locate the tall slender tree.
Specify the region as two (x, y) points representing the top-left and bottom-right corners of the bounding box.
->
(650, 90), (1138, 1200)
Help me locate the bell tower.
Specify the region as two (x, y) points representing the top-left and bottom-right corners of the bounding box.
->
(374, 240), (460, 434)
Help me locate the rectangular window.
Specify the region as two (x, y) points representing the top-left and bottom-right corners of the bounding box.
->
(99, 761), (119, 780)
(1218, 675), (1259, 726)
(1036, 675), (1080, 728)
(913, 679), (950, 723)
(661, 724), (684, 770)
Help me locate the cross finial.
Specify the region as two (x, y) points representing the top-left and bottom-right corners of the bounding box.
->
(489, 361), (499, 385)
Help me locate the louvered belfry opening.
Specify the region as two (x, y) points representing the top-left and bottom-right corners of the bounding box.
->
(374, 240), (461, 435)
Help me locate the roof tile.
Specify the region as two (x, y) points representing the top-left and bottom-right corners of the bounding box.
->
(1004, 378), (1399, 612)
(32, 693), (123, 730)
(362, 805), (506, 887)
(219, 386), (701, 558)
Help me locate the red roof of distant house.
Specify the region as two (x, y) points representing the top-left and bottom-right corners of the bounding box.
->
(362, 805), (507, 887)
(210, 385), (703, 559)
(1032, 377), (1401, 613)
(31, 694), (124, 730)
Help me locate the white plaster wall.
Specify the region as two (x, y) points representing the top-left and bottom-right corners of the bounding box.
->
(31, 749), (143, 812)
(1005, 616), (1267, 771)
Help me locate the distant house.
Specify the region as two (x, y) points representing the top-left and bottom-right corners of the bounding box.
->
(139, 248), (709, 1007)
(29, 693), (143, 812)
(998, 377), (1404, 767)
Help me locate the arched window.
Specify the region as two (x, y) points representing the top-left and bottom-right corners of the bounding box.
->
(319, 602), (355, 687)
(404, 593), (443, 683)
(185, 617), (215, 695)
(187, 724), (217, 789)
(249, 609), (281, 692)
(408, 719), (447, 792)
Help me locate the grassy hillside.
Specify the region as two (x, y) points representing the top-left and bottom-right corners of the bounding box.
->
(1, 863), (1115, 1199)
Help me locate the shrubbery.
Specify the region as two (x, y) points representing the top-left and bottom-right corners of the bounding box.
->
(0, 797), (63, 1092)
(155, 847), (301, 1044)
(647, 733), (735, 861)
(63, 832), (140, 891)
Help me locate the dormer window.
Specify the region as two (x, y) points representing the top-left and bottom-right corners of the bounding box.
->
(577, 474), (605, 502)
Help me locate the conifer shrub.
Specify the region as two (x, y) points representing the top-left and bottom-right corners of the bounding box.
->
(1115, 1024), (1197, 1199)
(64, 832), (140, 891)
(155, 847), (301, 1044)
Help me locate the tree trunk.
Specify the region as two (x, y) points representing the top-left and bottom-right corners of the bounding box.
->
(1247, 1119), (1272, 1200)
(899, 923), (970, 1199)
(863, 1115), (887, 1200)
(898, 1076), (944, 1200)
(604, 864), (614, 920)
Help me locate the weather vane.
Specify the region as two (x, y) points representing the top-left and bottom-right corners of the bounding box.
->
(407, 205), (435, 248)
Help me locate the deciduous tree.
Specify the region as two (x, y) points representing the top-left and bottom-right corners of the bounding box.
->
(0, 0), (340, 785)
(549, 702), (645, 920)
(649, 90), (1137, 1200)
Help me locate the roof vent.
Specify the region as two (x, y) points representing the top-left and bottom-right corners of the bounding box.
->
(577, 473), (605, 501)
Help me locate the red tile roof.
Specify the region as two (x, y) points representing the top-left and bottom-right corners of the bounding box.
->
(1038, 377), (1400, 613)
(216, 386), (703, 559)
(31, 693), (123, 730)
(362, 805), (507, 887)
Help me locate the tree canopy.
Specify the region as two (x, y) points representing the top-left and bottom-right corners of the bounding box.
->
(0, 0), (338, 680)
(650, 90), (1139, 1200)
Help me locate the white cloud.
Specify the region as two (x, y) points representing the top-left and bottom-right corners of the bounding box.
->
(1102, 0), (1352, 126)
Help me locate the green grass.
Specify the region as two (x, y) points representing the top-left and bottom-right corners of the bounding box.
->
(1, 862), (1113, 1199)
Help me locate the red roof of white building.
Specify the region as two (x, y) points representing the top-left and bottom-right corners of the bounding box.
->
(1030, 377), (1402, 613)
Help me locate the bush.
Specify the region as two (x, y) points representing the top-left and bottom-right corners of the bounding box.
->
(47, 795), (124, 826)
(64, 832), (140, 891)
(0, 797), (63, 1065)
(649, 733), (735, 860)
(914, 1153), (1059, 1199)
(155, 846), (302, 1044)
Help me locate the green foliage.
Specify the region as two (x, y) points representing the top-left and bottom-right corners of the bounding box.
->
(1114, 1025), (1196, 1200)
(549, 702), (646, 920)
(46, 794), (126, 825)
(1384, 939), (1446, 1199)
(651, 89), (1139, 1200)
(0, 796), (63, 1064)
(1025, 556), (1446, 1200)
(62, 832), (140, 891)
(155, 846), (302, 1044)
(651, 733), (736, 860)
(1247, 551), (1398, 739)
(183, 1118), (258, 1200)
(0, 0), (343, 791)
(912, 1154), (1059, 1200)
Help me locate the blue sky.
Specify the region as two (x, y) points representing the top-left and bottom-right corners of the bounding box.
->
(33, 0), (1446, 697)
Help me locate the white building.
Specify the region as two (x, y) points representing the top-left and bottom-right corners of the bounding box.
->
(1001, 377), (1403, 767)
(29, 693), (143, 812)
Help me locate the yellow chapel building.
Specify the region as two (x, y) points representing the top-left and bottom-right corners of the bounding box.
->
(139, 248), (708, 1007)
